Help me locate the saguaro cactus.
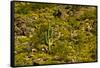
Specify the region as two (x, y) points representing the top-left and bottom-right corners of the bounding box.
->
(44, 21), (61, 54)
(44, 21), (53, 54)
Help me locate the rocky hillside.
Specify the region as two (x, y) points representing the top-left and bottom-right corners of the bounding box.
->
(13, 2), (97, 66)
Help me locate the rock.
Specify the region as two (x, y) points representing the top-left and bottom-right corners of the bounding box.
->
(32, 48), (37, 53)
(33, 58), (44, 64)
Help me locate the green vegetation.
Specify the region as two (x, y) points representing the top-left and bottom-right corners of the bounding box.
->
(13, 2), (97, 66)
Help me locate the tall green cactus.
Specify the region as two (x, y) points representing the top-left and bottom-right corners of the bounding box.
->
(44, 21), (53, 53)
